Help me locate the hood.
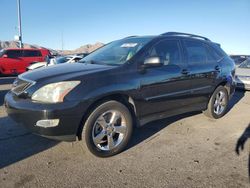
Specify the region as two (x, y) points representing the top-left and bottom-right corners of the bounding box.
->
(20, 63), (114, 82)
(235, 67), (250, 76)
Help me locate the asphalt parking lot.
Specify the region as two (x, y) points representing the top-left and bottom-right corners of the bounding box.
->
(0, 77), (250, 188)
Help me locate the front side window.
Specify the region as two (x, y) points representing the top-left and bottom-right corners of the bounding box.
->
(79, 37), (153, 65)
(145, 39), (182, 66)
(6, 50), (22, 58)
(184, 40), (207, 64)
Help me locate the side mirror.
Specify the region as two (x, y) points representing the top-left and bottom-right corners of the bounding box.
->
(143, 57), (163, 68)
(2, 54), (8, 58)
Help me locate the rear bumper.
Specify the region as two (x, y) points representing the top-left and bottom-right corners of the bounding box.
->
(4, 91), (88, 141)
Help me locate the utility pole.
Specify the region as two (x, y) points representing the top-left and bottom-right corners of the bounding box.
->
(17, 0), (23, 48)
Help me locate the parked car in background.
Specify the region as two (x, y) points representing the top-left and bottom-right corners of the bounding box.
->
(73, 53), (89, 57)
(235, 58), (250, 90)
(230, 55), (249, 66)
(5, 32), (235, 157)
(27, 55), (84, 71)
(0, 48), (51, 75)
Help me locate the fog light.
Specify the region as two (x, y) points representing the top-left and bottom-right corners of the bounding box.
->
(36, 119), (60, 128)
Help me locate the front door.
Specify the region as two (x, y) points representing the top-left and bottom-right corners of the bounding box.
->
(136, 39), (193, 118)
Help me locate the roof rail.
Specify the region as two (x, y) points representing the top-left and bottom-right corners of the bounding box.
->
(124, 35), (138, 39)
(161, 32), (211, 41)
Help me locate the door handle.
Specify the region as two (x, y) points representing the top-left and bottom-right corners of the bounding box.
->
(181, 69), (190, 75)
(215, 65), (221, 72)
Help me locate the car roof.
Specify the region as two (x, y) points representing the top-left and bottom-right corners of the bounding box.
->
(5, 48), (48, 51)
(127, 32), (214, 43)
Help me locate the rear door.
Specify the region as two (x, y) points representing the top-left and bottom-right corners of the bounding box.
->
(182, 39), (220, 106)
(137, 39), (193, 118)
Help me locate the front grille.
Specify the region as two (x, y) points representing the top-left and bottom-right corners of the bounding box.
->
(11, 77), (34, 95)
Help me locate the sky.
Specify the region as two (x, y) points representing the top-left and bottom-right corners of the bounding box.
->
(0, 0), (249, 54)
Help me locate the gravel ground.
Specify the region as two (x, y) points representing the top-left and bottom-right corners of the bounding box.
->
(0, 77), (250, 188)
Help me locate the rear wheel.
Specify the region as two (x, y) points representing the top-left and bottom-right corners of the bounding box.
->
(203, 86), (229, 119)
(82, 100), (133, 157)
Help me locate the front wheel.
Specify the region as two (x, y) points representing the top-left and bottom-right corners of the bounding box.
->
(203, 86), (229, 119)
(82, 100), (133, 157)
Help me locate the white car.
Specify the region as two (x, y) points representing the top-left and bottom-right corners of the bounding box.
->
(27, 55), (83, 71)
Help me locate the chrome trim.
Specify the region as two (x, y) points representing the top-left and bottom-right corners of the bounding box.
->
(18, 75), (36, 86)
(145, 86), (211, 101)
(11, 75), (36, 96)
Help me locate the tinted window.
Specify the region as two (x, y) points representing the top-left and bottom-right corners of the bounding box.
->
(146, 39), (182, 66)
(211, 44), (227, 58)
(6, 50), (22, 58)
(23, 50), (42, 57)
(204, 44), (219, 62)
(184, 40), (207, 64)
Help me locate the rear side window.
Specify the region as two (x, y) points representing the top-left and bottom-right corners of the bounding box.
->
(205, 44), (222, 62)
(146, 39), (182, 66)
(6, 50), (22, 58)
(184, 40), (207, 64)
(211, 44), (227, 58)
(22, 50), (42, 57)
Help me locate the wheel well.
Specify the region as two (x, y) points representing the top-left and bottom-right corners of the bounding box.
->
(203, 81), (229, 110)
(216, 81), (229, 95)
(76, 94), (137, 140)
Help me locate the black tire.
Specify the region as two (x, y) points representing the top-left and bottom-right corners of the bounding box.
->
(82, 100), (133, 157)
(203, 86), (229, 119)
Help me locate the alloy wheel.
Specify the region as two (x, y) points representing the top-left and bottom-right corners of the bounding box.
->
(213, 91), (226, 115)
(92, 110), (127, 151)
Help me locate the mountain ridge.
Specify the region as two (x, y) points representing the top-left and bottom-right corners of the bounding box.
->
(0, 40), (104, 55)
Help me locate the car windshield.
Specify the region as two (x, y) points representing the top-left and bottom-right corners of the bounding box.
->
(79, 37), (153, 65)
(0, 49), (5, 57)
(55, 57), (70, 64)
(239, 59), (250, 68)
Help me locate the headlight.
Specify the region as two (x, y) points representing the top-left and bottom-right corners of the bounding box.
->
(32, 81), (80, 103)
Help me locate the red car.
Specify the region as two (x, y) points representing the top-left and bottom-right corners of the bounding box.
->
(0, 48), (51, 75)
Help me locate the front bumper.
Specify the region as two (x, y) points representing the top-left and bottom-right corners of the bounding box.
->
(4, 91), (88, 141)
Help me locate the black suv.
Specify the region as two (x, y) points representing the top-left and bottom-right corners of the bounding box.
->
(5, 32), (236, 157)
